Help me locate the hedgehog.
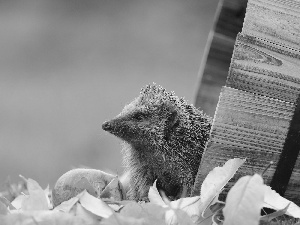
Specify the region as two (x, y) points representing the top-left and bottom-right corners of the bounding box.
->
(102, 84), (212, 200)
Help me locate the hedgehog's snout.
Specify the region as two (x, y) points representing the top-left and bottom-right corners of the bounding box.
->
(102, 121), (113, 131)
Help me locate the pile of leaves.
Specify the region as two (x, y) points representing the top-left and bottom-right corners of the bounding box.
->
(1, 158), (300, 225)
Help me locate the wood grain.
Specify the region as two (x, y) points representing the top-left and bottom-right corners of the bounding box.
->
(243, 0), (300, 49)
(227, 33), (300, 103)
(194, 86), (294, 185)
(193, 0), (300, 205)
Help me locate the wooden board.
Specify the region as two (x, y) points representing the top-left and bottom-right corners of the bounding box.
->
(193, 0), (300, 205)
(195, 0), (248, 117)
(227, 33), (300, 103)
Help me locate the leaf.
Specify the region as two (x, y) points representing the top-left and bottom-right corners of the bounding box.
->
(0, 200), (9, 215)
(117, 202), (166, 225)
(0, 196), (16, 210)
(147, 159), (245, 225)
(79, 189), (114, 218)
(148, 180), (202, 224)
(119, 202), (144, 217)
(210, 201), (226, 225)
(21, 178), (49, 210)
(163, 192), (216, 224)
(170, 195), (200, 209)
(148, 180), (167, 207)
(26, 178), (41, 193)
(54, 193), (81, 213)
(139, 203), (168, 225)
(75, 202), (102, 223)
(11, 195), (27, 210)
(201, 158), (246, 204)
(170, 196), (203, 223)
(263, 185), (300, 218)
(44, 185), (52, 209)
(261, 203), (290, 222)
(212, 207), (224, 225)
(185, 158), (244, 224)
(107, 203), (124, 212)
(165, 208), (195, 225)
(0, 210), (90, 225)
(223, 174), (265, 225)
(101, 214), (146, 225)
(102, 198), (127, 211)
(209, 201), (225, 215)
(103, 199), (137, 210)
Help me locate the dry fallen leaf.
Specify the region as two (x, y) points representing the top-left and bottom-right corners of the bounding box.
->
(263, 185), (300, 218)
(1, 210), (90, 225)
(223, 174), (265, 225)
(148, 180), (168, 207)
(101, 213), (146, 225)
(261, 203), (290, 223)
(21, 178), (50, 211)
(11, 195), (27, 210)
(54, 192), (82, 213)
(201, 158), (246, 204)
(79, 189), (114, 219)
(212, 203), (225, 225)
(173, 158), (245, 224)
(74, 202), (102, 222)
(148, 158), (246, 225)
(1, 196), (16, 210)
(0, 201), (9, 215)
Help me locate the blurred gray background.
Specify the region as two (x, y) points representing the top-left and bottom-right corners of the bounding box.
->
(0, 0), (219, 189)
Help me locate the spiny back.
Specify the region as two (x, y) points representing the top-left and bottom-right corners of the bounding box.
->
(120, 84), (181, 117)
(102, 83), (212, 200)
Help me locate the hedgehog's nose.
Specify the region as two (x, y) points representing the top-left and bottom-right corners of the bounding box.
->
(102, 121), (112, 131)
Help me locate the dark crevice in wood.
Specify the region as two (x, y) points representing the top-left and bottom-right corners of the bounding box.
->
(270, 94), (300, 195)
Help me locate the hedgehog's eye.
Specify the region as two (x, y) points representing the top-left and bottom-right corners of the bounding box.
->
(132, 112), (147, 121)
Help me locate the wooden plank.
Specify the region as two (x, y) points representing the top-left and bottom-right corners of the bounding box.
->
(195, 0), (248, 117)
(242, 0), (300, 49)
(193, 0), (300, 205)
(194, 86), (294, 186)
(227, 33), (300, 103)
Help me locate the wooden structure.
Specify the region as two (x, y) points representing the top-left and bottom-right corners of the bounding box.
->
(193, 0), (300, 205)
(195, 0), (248, 116)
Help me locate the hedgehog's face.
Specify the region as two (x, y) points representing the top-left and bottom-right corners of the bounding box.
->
(102, 100), (179, 148)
